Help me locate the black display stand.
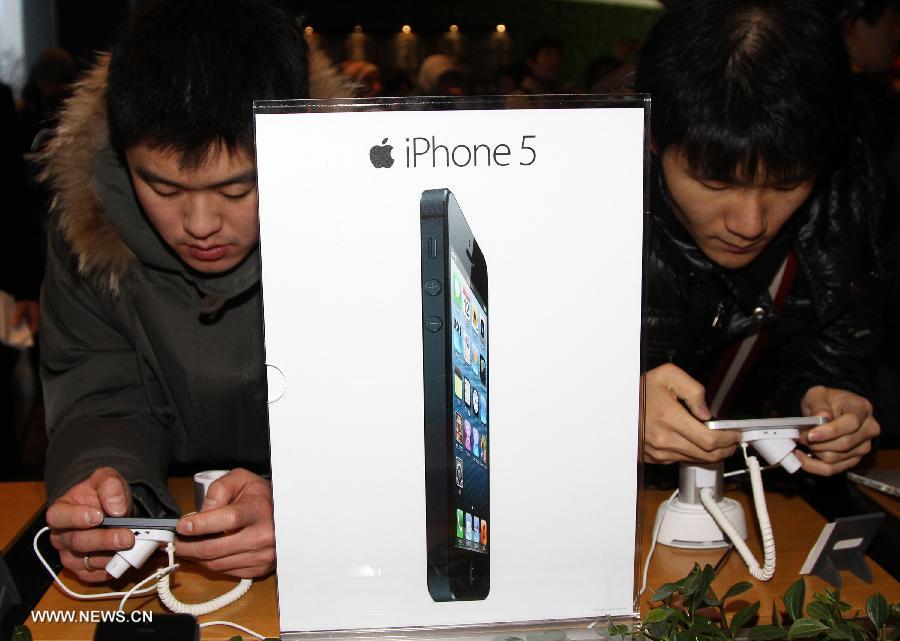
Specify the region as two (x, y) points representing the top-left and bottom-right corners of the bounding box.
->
(799, 513), (885, 588)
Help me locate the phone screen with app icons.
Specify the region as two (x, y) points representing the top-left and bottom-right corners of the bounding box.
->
(449, 252), (488, 554)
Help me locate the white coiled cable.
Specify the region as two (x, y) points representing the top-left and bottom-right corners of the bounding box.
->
(699, 446), (775, 581)
(156, 543), (253, 615)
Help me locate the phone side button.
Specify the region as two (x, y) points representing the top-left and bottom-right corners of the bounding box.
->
(424, 316), (443, 333)
(424, 279), (442, 296)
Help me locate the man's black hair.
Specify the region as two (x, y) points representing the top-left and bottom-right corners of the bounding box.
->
(107, 0), (309, 168)
(636, 0), (852, 183)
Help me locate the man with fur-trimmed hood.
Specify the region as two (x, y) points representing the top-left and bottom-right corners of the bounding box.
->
(40, 0), (348, 582)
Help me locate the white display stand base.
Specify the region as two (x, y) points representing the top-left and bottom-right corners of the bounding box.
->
(654, 497), (748, 549)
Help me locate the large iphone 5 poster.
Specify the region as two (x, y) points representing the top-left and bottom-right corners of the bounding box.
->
(255, 97), (646, 634)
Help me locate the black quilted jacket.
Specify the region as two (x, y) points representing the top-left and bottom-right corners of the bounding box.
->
(642, 141), (898, 417)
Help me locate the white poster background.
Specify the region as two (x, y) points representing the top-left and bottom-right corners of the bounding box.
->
(255, 104), (645, 633)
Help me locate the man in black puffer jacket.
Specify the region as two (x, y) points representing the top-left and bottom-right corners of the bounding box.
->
(636, 0), (897, 475)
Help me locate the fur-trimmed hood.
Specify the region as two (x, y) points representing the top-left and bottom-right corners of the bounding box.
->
(42, 48), (352, 295)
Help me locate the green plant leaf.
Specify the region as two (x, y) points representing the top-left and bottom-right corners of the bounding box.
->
(787, 618), (831, 638)
(643, 620), (668, 640)
(724, 582), (754, 601)
(645, 607), (678, 624)
(890, 603), (900, 623)
(651, 582), (683, 603)
(228, 637), (243, 641)
(694, 615), (729, 641)
(808, 601), (836, 624)
(748, 625), (788, 641)
(844, 620), (869, 641)
(783, 580), (806, 623)
(814, 590), (840, 608)
(772, 601), (781, 626)
(824, 625), (851, 640)
(680, 571), (703, 603)
(11, 626), (33, 641)
(688, 565), (715, 612)
(731, 602), (761, 637)
(867, 594), (888, 631)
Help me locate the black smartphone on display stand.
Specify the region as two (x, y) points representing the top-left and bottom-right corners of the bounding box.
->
(420, 188), (490, 602)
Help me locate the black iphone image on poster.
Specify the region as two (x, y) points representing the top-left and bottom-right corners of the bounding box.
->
(420, 188), (490, 602)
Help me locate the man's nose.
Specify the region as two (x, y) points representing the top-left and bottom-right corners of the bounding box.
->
(725, 190), (767, 240)
(182, 194), (222, 239)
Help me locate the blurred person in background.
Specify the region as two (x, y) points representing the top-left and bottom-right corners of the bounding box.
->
(520, 36), (564, 94)
(417, 53), (465, 96)
(342, 60), (384, 98)
(1, 79), (43, 479)
(17, 48), (76, 150)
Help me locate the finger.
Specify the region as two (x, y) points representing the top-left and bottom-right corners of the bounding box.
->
(96, 473), (132, 517)
(177, 504), (255, 537)
(221, 564), (274, 580)
(645, 428), (738, 463)
(175, 530), (244, 561)
(644, 443), (738, 464)
(46, 502), (104, 530)
(675, 420), (742, 451)
(177, 536), (274, 570)
(806, 439), (872, 463)
(10, 306), (22, 327)
(806, 414), (859, 442)
(58, 527), (135, 554)
(801, 385), (833, 420)
(203, 549), (276, 575)
(660, 366), (711, 421)
(199, 470), (248, 512)
(798, 451), (861, 477)
(58, 549), (115, 582)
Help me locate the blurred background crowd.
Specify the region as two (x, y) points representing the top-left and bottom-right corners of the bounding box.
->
(1, 0), (900, 480)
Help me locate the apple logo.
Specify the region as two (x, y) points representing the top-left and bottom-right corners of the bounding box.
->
(369, 138), (395, 168)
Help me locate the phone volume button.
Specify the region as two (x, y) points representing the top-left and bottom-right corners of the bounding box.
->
(424, 316), (443, 332)
(424, 279), (442, 296)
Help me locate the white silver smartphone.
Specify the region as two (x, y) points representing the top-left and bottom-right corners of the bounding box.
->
(705, 416), (828, 431)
